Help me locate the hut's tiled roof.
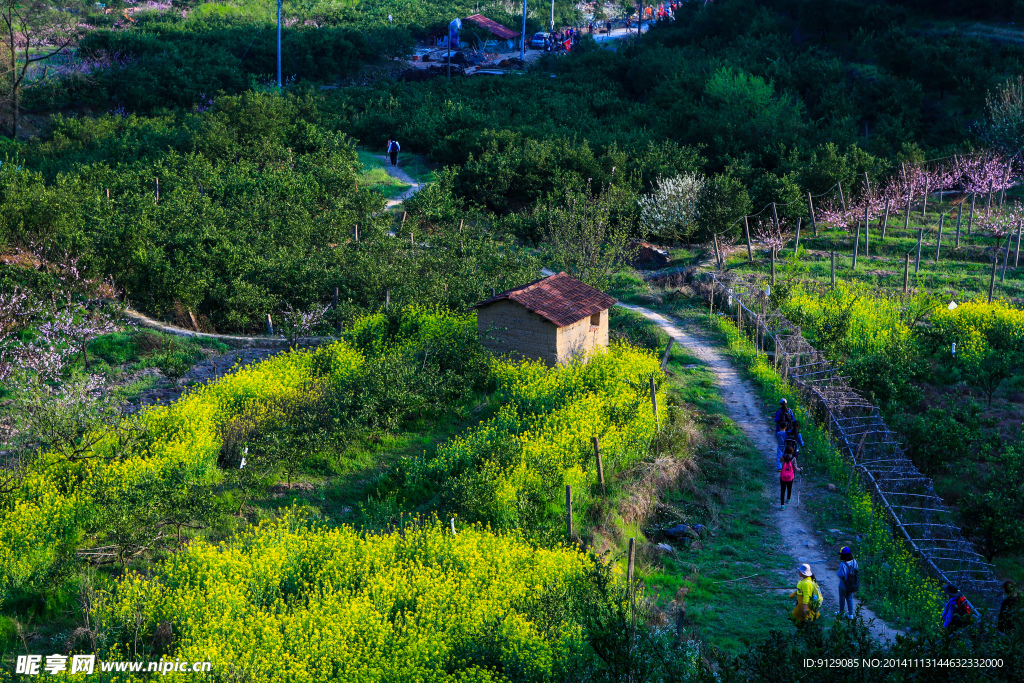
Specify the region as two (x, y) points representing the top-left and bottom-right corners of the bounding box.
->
(463, 14), (520, 40)
(472, 272), (616, 328)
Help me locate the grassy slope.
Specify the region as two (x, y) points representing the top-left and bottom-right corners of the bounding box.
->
(356, 150), (412, 198)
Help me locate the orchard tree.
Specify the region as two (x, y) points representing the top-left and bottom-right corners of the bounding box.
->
(981, 76), (1024, 157)
(638, 173), (704, 245)
(542, 179), (637, 291)
(0, 0), (84, 138)
(962, 440), (1024, 562)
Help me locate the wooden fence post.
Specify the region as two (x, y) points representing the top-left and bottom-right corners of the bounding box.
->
(772, 202), (781, 236)
(967, 194), (976, 236)
(794, 217), (802, 257)
(355, 224), (360, 242)
(650, 376), (660, 429)
(593, 437), (605, 495)
(904, 187), (912, 232)
(566, 485), (573, 541)
(334, 287), (342, 334)
(1000, 161), (1012, 209)
(154, 177), (160, 204)
(915, 229), (923, 274)
(808, 193), (817, 236)
(660, 338), (674, 371)
(989, 240), (1000, 303)
(744, 216), (753, 261)
(852, 222), (860, 270)
(266, 314), (274, 336)
(955, 204), (962, 248)
(922, 175), (929, 218)
(903, 253), (910, 294)
(881, 197), (890, 241)
(402, 211), (408, 224)
(105, 188), (110, 199)
(863, 204), (869, 257)
(837, 181), (847, 213)
(386, 290), (391, 309)
(713, 233), (723, 270)
(1002, 232), (1011, 282)
(1016, 219), (1023, 268)
(934, 214), (944, 262)
(770, 248), (776, 285)
(830, 251), (836, 288)
(627, 537), (636, 596)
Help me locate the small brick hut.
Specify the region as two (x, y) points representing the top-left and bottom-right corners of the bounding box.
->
(472, 272), (617, 366)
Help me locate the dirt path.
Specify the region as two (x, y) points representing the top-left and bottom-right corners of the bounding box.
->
(376, 155), (424, 208)
(618, 302), (902, 643)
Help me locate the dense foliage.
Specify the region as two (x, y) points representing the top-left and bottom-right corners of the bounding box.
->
(0, 93), (538, 332)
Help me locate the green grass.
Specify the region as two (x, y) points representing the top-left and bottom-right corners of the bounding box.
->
(396, 154), (439, 186)
(356, 151), (411, 199)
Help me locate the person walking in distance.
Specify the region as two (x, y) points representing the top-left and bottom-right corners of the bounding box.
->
(790, 563), (824, 626)
(836, 547), (859, 620)
(942, 584), (976, 633)
(387, 136), (400, 167)
(780, 451), (799, 510)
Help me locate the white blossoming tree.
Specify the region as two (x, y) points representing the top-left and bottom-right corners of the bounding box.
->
(638, 173), (705, 245)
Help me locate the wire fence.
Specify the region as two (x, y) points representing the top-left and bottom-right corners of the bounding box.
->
(706, 271), (1004, 606)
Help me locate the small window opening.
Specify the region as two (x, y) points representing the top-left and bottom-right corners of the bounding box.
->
(590, 312), (601, 328)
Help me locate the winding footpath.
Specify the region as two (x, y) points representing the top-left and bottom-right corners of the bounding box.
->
(618, 302), (903, 643)
(376, 155), (424, 208)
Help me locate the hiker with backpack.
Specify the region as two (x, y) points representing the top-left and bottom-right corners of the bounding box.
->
(779, 450), (800, 510)
(387, 137), (400, 166)
(790, 563), (824, 625)
(836, 547), (859, 620)
(942, 584), (976, 633)
(773, 398), (795, 428)
(786, 419), (805, 458)
(775, 419), (790, 470)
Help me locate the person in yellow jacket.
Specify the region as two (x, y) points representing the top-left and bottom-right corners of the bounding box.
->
(790, 563), (824, 625)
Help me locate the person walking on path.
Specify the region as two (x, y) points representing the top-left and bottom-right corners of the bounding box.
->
(836, 547), (859, 620)
(942, 584), (976, 633)
(773, 398), (795, 428)
(998, 580), (1020, 633)
(786, 419), (805, 458)
(387, 136), (401, 167)
(790, 563), (824, 626)
(780, 451), (799, 510)
(775, 420), (789, 470)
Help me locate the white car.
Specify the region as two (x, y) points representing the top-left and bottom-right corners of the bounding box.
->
(530, 32), (550, 49)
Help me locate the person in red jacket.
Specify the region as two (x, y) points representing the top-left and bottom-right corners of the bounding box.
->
(780, 451), (800, 510)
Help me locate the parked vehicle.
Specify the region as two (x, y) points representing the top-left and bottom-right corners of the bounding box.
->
(530, 32), (549, 49)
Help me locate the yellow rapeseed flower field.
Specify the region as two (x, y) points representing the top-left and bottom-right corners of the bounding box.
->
(94, 514), (601, 682)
